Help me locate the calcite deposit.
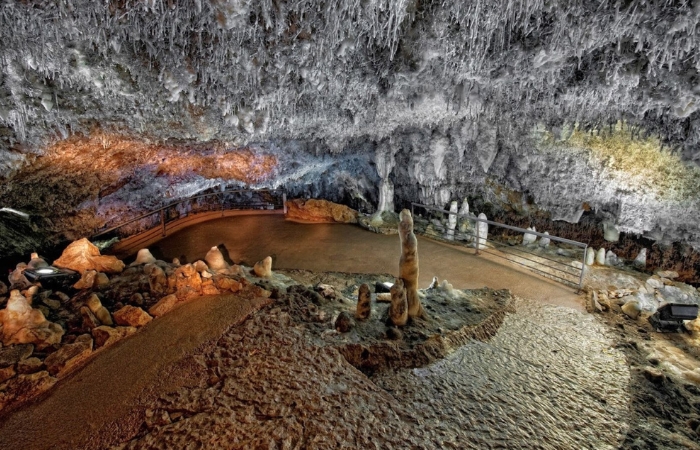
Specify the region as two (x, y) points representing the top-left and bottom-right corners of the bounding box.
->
(0, 290), (63, 349)
(53, 239), (125, 275)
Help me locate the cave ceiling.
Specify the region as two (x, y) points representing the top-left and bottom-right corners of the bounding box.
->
(1, 0), (700, 256)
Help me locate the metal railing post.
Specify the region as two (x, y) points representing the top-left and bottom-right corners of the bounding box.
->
(577, 245), (587, 293)
(160, 209), (166, 237)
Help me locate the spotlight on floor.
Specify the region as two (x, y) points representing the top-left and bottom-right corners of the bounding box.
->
(648, 303), (699, 332)
(24, 266), (79, 289)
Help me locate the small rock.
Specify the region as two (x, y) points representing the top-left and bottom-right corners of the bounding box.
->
(0, 281), (8, 296)
(315, 284), (337, 299)
(427, 277), (438, 289)
(54, 291), (70, 303)
(213, 276), (242, 293)
(375, 293), (391, 303)
(193, 260), (209, 274)
(44, 335), (93, 377)
(73, 270), (97, 290)
(375, 282), (393, 293)
(42, 298), (61, 310)
(16, 357), (43, 375)
(646, 277), (664, 290)
(334, 312), (353, 333)
(656, 270), (679, 280)
(605, 250), (619, 266)
(0, 366), (16, 383)
(23, 286), (39, 305)
(129, 293), (144, 306)
(113, 306), (152, 328)
(633, 248), (647, 269)
(622, 300), (642, 319)
(92, 325), (137, 348)
(386, 327), (403, 340)
(643, 367), (666, 385)
(253, 256), (272, 278)
(539, 232), (551, 248)
(94, 273), (110, 290)
(85, 294), (113, 326)
(0, 344), (34, 368)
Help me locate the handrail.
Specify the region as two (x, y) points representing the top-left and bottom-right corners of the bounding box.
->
(92, 188), (285, 239)
(411, 202), (588, 292)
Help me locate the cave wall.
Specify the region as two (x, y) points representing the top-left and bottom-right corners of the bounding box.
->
(1, 1), (700, 259)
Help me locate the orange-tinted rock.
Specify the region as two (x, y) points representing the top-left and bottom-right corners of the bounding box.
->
(94, 273), (110, 290)
(53, 238), (125, 274)
(213, 276), (242, 293)
(85, 294), (113, 326)
(80, 306), (100, 330)
(16, 357), (44, 375)
(44, 335), (93, 377)
(148, 294), (179, 317)
(204, 247), (229, 272)
(0, 366), (16, 383)
(113, 305), (152, 328)
(0, 291), (64, 349)
(73, 270), (97, 290)
(253, 256), (272, 278)
(144, 263), (167, 296)
(92, 325), (136, 348)
(285, 198), (359, 223)
(201, 281), (221, 296)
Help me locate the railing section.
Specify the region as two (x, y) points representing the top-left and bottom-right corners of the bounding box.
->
(411, 203), (587, 291)
(92, 188), (286, 243)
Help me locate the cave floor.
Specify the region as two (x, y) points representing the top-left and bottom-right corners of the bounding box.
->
(1, 217), (699, 449)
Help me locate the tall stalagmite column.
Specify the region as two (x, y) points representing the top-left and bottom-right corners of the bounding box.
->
(398, 209), (425, 319)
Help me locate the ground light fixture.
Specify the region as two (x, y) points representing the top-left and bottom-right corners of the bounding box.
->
(23, 266), (79, 289)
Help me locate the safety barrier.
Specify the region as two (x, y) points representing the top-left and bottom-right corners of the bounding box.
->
(411, 203), (587, 291)
(92, 188), (286, 244)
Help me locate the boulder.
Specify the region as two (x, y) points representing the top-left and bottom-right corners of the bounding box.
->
(92, 325), (137, 348)
(596, 248), (606, 266)
(253, 256), (272, 278)
(148, 294), (179, 317)
(133, 248), (157, 265)
(205, 247), (229, 272)
(113, 306), (152, 328)
(44, 335), (93, 377)
(0, 290), (64, 349)
(285, 198), (359, 223)
(53, 238), (125, 274)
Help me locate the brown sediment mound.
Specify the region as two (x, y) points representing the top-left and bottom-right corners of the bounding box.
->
(285, 198), (359, 223)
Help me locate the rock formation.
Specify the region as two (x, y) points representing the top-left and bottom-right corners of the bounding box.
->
(355, 284), (371, 320)
(389, 279), (408, 327)
(585, 248), (596, 266)
(634, 249), (648, 268)
(539, 232), (550, 248)
(205, 246), (229, 272)
(0, 290), (64, 349)
(476, 213), (488, 250)
(398, 209), (424, 319)
(523, 227), (537, 245)
(605, 251), (620, 266)
(286, 199), (359, 223)
(253, 256), (273, 278)
(596, 248), (606, 266)
(53, 238), (125, 274)
(133, 248), (157, 265)
(144, 263), (167, 296)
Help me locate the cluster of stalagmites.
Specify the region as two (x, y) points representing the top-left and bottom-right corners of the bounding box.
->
(350, 209), (426, 329)
(0, 239), (276, 413)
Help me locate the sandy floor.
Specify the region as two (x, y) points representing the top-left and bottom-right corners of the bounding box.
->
(147, 215), (582, 310)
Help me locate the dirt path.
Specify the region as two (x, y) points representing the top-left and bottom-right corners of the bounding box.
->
(148, 215), (583, 310)
(0, 295), (270, 450)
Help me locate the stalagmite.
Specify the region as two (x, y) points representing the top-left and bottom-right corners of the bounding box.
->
(585, 248), (595, 266)
(523, 227), (537, 245)
(539, 231), (550, 248)
(355, 284), (371, 320)
(476, 213), (488, 249)
(389, 278), (408, 327)
(446, 201), (458, 240)
(253, 256), (272, 278)
(205, 246), (229, 272)
(605, 250), (620, 266)
(398, 209), (425, 318)
(133, 249), (157, 265)
(596, 248), (606, 266)
(633, 249), (647, 269)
